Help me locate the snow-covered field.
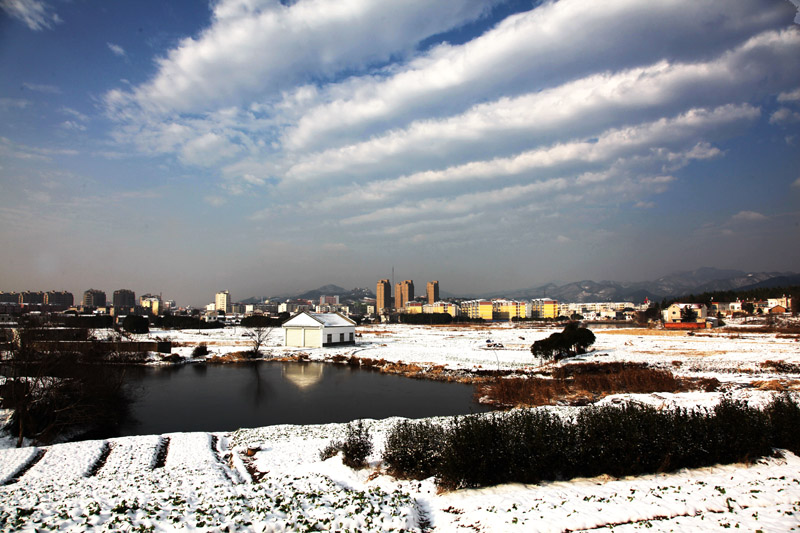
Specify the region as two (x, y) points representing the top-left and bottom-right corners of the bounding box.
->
(2, 322), (800, 531)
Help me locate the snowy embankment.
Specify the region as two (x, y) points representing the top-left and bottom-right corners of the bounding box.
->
(1, 416), (800, 531)
(2, 323), (799, 530)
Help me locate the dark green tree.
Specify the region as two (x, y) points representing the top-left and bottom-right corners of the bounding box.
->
(122, 314), (149, 334)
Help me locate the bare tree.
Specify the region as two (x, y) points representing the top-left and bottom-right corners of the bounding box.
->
(1, 322), (129, 447)
(245, 326), (273, 358)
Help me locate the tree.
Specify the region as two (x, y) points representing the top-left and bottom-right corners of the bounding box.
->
(530, 322), (595, 362)
(680, 305), (698, 323)
(244, 325), (273, 358)
(122, 314), (149, 334)
(1, 323), (129, 447)
(742, 302), (755, 315)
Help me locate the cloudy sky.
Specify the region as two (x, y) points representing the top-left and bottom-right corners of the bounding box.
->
(1, 0), (799, 306)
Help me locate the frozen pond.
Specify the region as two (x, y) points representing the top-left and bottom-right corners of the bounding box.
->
(116, 361), (488, 437)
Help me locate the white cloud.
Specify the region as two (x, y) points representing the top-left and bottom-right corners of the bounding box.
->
(282, 0), (794, 152)
(106, 0), (499, 116)
(284, 29), (800, 183)
(792, 177), (800, 188)
(732, 210), (767, 221)
(107, 42), (126, 57)
(0, 98), (29, 110)
(97, 0), (800, 258)
(317, 105), (750, 207)
(22, 82), (61, 94)
(777, 87), (800, 102)
(179, 132), (242, 167)
(0, 0), (61, 31)
(60, 121), (86, 131)
(770, 107), (800, 124)
(204, 195), (226, 206)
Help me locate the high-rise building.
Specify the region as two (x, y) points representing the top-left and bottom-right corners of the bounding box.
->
(19, 291), (45, 304)
(45, 291), (74, 307)
(113, 289), (136, 309)
(0, 292), (20, 303)
(320, 295), (339, 305)
(215, 290), (231, 313)
(82, 289), (107, 308)
(426, 281), (439, 304)
(395, 280), (414, 310)
(376, 279), (392, 314)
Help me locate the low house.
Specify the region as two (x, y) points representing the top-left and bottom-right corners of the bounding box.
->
(283, 312), (356, 348)
(663, 303), (707, 324)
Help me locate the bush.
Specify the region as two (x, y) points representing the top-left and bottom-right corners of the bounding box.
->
(341, 420), (373, 468)
(531, 322), (595, 361)
(766, 393), (800, 453)
(320, 421), (374, 468)
(382, 395), (800, 491)
(192, 343), (209, 357)
(122, 315), (149, 334)
(383, 420), (446, 479)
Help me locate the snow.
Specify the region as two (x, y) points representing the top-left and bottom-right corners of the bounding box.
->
(2, 322), (800, 530)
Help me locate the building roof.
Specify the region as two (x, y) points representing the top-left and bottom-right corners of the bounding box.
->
(283, 311), (356, 328)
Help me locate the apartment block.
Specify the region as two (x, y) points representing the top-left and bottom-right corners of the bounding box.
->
(376, 279), (392, 314)
(82, 289), (107, 308)
(426, 281), (439, 304)
(44, 291), (74, 307)
(492, 299), (529, 320)
(460, 299), (494, 320)
(531, 298), (559, 318)
(215, 290), (231, 313)
(395, 280), (414, 310)
(113, 289), (136, 309)
(422, 301), (460, 317)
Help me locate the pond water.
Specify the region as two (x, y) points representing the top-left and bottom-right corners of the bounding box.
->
(116, 361), (488, 437)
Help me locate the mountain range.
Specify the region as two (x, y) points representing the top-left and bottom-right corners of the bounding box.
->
(490, 268), (799, 303)
(246, 268), (798, 305)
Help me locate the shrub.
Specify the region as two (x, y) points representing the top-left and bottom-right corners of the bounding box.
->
(531, 322), (595, 361)
(122, 315), (149, 334)
(383, 419), (446, 479)
(382, 396), (799, 491)
(341, 420), (373, 468)
(766, 393), (800, 453)
(192, 343), (209, 357)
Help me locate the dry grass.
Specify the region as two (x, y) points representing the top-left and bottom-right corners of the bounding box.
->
(476, 362), (716, 408)
(761, 360), (800, 374)
(599, 328), (688, 337)
(207, 351), (251, 363)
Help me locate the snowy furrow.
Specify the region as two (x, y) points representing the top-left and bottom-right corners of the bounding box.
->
(97, 435), (164, 478)
(19, 440), (107, 484)
(163, 432), (232, 484)
(0, 446), (40, 485)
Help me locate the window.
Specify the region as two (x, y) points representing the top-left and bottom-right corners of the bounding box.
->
(326, 334), (332, 344)
(339, 333), (344, 342)
(349, 332), (354, 342)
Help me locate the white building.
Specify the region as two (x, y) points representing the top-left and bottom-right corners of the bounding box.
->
(283, 312), (356, 348)
(215, 290), (231, 313)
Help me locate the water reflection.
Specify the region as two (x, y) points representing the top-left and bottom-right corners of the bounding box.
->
(282, 362), (324, 390)
(115, 361), (487, 438)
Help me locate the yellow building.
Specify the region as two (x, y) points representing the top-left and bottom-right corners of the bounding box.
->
(460, 300), (494, 320)
(531, 298), (559, 318)
(423, 301), (460, 316)
(404, 302), (424, 314)
(492, 299), (529, 320)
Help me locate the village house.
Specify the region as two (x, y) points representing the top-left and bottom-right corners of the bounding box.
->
(282, 312), (356, 348)
(663, 303), (708, 324)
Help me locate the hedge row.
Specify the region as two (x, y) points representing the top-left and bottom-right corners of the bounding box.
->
(382, 395), (800, 490)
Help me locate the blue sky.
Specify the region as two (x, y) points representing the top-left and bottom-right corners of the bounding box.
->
(1, 0), (799, 307)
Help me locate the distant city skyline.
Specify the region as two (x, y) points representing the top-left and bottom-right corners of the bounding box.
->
(2, 0), (799, 308)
